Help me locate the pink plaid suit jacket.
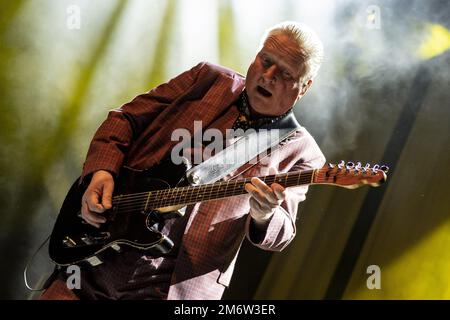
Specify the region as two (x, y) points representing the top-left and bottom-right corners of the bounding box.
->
(81, 62), (325, 299)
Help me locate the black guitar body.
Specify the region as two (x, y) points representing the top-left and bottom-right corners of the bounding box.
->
(48, 159), (190, 266)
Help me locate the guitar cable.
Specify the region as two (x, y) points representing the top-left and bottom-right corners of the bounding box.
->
(23, 234), (51, 291)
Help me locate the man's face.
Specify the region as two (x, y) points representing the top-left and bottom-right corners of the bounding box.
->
(245, 34), (310, 117)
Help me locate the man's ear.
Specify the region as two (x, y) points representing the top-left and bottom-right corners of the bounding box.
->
(301, 79), (313, 95)
(296, 79), (313, 102)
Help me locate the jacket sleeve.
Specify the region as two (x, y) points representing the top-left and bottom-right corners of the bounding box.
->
(245, 131), (326, 251)
(81, 62), (206, 179)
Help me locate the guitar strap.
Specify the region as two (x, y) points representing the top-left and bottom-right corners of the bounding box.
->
(185, 111), (301, 185)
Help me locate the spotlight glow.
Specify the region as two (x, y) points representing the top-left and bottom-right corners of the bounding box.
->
(417, 23), (450, 59)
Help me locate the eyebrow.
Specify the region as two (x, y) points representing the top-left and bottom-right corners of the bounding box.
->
(259, 50), (298, 78)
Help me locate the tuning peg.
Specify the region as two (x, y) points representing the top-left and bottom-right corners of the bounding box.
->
(338, 160), (345, 169)
(361, 163), (370, 172)
(328, 163), (335, 168)
(372, 164), (380, 174)
(346, 161), (355, 169)
(380, 165), (389, 173)
(355, 162), (362, 170)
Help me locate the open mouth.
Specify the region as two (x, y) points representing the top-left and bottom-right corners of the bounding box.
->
(256, 86), (272, 97)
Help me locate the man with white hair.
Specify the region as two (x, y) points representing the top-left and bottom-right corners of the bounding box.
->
(42, 21), (326, 300)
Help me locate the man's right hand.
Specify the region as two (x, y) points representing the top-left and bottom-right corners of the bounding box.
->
(81, 170), (114, 228)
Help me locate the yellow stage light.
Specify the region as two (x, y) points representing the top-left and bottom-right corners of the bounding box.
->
(417, 23), (450, 59)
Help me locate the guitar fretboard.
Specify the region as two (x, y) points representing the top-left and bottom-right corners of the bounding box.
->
(113, 170), (315, 213)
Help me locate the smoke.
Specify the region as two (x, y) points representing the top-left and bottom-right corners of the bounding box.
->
(292, 0), (449, 160)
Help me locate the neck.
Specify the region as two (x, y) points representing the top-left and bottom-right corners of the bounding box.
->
(113, 170), (316, 213)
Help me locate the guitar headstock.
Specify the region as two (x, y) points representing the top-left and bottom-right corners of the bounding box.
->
(314, 161), (388, 189)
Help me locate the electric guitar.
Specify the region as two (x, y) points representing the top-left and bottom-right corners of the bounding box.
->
(48, 160), (388, 267)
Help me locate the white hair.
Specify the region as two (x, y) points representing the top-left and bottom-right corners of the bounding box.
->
(261, 21), (324, 82)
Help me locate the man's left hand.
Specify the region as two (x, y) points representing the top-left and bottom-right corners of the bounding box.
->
(245, 177), (286, 224)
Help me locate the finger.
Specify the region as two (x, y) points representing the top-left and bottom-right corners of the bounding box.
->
(85, 210), (106, 224)
(245, 183), (267, 204)
(249, 197), (264, 215)
(250, 177), (279, 204)
(83, 216), (101, 228)
(245, 183), (277, 210)
(249, 198), (273, 221)
(86, 190), (106, 213)
(82, 200), (106, 224)
(101, 181), (114, 209)
(81, 199), (91, 221)
(81, 205), (101, 228)
(271, 183), (286, 200)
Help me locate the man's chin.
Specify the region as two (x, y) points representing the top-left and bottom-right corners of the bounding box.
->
(247, 92), (274, 114)
(249, 102), (274, 117)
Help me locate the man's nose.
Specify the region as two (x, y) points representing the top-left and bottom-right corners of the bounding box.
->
(263, 64), (277, 83)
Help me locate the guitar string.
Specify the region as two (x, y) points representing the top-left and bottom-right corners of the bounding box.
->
(111, 176), (316, 214)
(110, 172), (302, 203)
(112, 174), (311, 207)
(109, 168), (376, 205)
(116, 179), (310, 207)
(113, 183), (314, 214)
(111, 173), (318, 210)
(83, 169), (378, 215)
(113, 179), (323, 215)
(111, 171), (380, 214)
(111, 171), (314, 204)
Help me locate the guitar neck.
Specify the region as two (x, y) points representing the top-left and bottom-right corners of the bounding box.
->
(114, 170), (315, 211)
